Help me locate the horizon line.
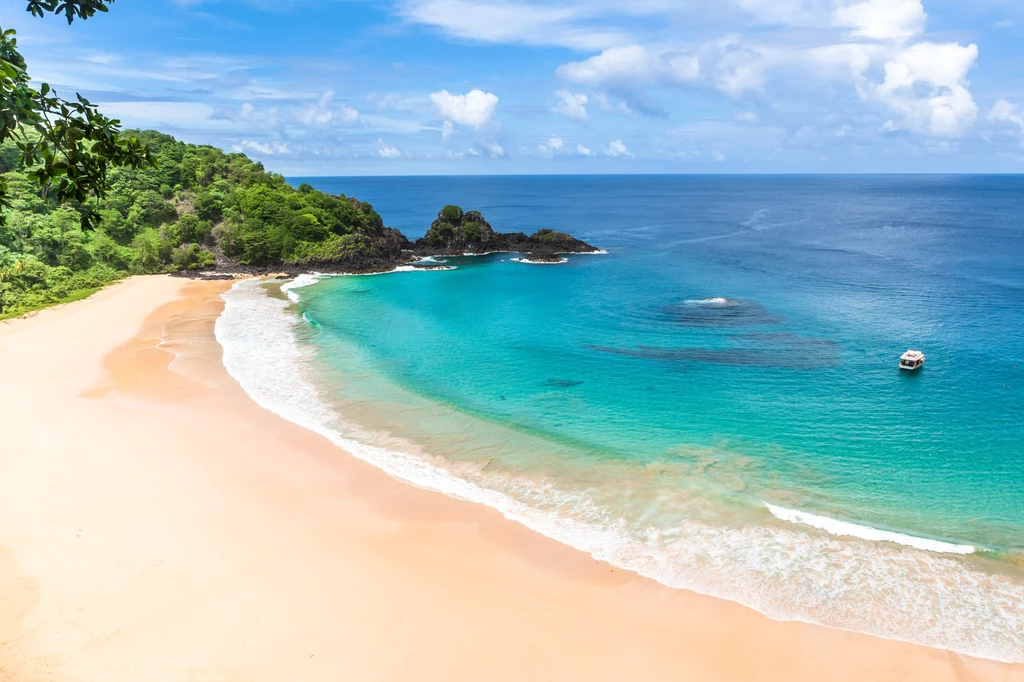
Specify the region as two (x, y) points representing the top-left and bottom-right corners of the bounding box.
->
(283, 172), (1024, 178)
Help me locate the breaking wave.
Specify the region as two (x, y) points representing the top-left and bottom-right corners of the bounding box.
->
(765, 503), (976, 555)
(511, 257), (569, 265)
(214, 279), (1024, 664)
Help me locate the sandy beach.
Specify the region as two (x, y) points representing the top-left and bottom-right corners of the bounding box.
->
(0, 275), (1020, 682)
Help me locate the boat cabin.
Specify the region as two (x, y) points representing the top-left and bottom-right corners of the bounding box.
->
(899, 350), (925, 371)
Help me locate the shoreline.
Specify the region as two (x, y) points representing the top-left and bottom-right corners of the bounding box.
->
(170, 245), (606, 282)
(224, 276), (1024, 663)
(1, 275), (1021, 681)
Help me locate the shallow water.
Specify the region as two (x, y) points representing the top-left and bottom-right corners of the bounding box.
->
(220, 176), (1024, 661)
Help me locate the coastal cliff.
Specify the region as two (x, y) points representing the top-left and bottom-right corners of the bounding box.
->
(199, 204), (599, 276)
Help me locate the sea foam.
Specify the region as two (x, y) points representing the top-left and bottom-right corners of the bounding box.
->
(215, 279), (1024, 664)
(684, 297), (734, 306)
(280, 273), (320, 302)
(511, 257), (569, 265)
(765, 503), (976, 555)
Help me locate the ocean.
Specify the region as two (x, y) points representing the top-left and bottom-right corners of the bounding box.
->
(215, 175), (1024, 662)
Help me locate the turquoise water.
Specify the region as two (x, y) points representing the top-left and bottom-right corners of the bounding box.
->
(218, 176), (1024, 661)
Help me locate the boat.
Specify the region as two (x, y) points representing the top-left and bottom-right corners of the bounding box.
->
(899, 350), (925, 371)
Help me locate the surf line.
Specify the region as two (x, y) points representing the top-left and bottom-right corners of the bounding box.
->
(764, 503), (976, 555)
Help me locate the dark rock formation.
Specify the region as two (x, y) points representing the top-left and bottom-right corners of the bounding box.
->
(412, 205), (598, 261)
(188, 203), (597, 276)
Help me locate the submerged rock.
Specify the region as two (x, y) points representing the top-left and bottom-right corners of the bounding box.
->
(544, 378), (584, 387)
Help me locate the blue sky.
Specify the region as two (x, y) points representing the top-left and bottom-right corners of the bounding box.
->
(4, 0), (1024, 174)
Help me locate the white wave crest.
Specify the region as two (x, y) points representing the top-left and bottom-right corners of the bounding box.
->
(280, 274), (321, 302)
(684, 297), (734, 306)
(392, 264), (457, 273)
(281, 267), (457, 302)
(765, 503), (976, 555)
(215, 280), (1024, 664)
(511, 257), (568, 265)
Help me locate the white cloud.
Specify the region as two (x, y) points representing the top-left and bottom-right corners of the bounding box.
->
(296, 91), (360, 127)
(537, 139), (559, 157)
(430, 88), (499, 129)
(869, 42), (979, 137)
(378, 139), (401, 158)
(240, 102), (255, 118)
(98, 101), (225, 130)
(558, 45), (699, 90)
(593, 92), (636, 115)
(553, 90), (589, 121)
(398, 0), (630, 50)
(547, 0), (979, 140)
(480, 141), (505, 157)
(538, 137), (594, 157)
(989, 99), (1024, 133)
(232, 140), (290, 156)
(558, 40), (774, 113)
(84, 53), (118, 65)
(606, 139), (632, 157)
(797, 32), (980, 139)
(431, 89), (504, 157)
(706, 38), (768, 97)
(712, 150), (727, 161)
(831, 0), (926, 41)
(557, 44), (702, 115)
(735, 111), (758, 124)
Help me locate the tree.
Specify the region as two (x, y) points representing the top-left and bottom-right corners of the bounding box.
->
(0, 0), (152, 230)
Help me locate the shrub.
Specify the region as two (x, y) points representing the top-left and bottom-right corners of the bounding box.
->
(440, 204), (463, 223)
(170, 243), (216, 271)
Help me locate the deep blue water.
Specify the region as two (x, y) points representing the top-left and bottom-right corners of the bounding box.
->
(252, 175), (1024, 659)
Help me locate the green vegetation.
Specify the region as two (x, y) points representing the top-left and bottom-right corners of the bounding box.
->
(424, 205), (497, 249)
(532, 228), (576, 245)
(0, 130), (406, 318)
(2, 1), (152, 230)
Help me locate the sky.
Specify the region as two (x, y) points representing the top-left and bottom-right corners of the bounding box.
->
(4, 0), (1024, 175)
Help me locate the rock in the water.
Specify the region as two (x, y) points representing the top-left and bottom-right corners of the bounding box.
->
(413, 205), (598, 258)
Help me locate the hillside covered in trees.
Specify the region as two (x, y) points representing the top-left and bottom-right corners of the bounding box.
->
(0, 130), (599, 319)
(0, 130), (408, 318)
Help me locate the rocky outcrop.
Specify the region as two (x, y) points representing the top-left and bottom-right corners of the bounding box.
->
(186, 204), (597, 276)
(412, 205), (598, 261)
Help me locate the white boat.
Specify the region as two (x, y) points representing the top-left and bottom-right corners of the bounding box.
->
(899, 350), (925, 371)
